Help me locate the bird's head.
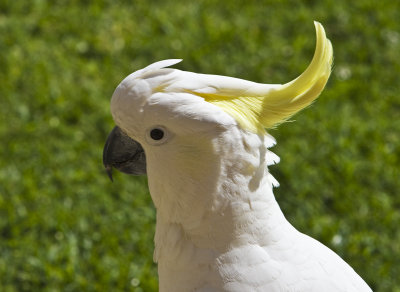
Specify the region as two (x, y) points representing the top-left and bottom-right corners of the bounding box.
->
(103, 22), (333, 222)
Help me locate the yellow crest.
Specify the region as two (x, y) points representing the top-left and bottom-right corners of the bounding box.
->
(191, 22), (333, 133)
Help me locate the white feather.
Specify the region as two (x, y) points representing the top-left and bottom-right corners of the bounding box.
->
(110, 58), (372, 292)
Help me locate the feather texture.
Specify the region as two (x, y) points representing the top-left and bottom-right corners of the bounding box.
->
(187, 22), (333, 132)
(107, 22), (371, 292)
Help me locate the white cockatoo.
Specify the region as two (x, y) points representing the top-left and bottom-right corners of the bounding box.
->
(103, 22), (372, 292)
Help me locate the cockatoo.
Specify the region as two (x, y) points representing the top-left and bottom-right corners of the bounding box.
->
(103, 22), (372, 291)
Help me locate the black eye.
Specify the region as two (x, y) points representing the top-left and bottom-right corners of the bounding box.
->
(150, 128), (164, 140)
(146, 126), (170, 145)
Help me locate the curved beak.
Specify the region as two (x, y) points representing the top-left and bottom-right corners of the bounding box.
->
(103, 126), (147, 181)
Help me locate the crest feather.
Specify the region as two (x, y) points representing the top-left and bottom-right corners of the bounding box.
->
(190, 21), (333, 133)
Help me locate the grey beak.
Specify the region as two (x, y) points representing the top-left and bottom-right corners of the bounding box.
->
(103, 126), (147, 181)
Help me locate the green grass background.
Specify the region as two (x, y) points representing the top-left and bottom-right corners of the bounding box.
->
(1, 0), (399, 291)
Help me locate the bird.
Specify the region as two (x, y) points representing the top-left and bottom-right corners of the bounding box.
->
(103, 22), (372, 292)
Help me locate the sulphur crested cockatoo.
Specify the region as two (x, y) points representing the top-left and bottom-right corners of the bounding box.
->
(103, 22), (371, 292)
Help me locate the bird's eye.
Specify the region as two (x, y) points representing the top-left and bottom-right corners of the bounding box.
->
(150, 128), (164, 140)
(145, 126), (171, 145)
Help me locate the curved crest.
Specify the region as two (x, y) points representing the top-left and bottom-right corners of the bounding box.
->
(192, 22), (333, 132)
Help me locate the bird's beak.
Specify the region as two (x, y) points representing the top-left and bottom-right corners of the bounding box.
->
(103, 126), (147, 181)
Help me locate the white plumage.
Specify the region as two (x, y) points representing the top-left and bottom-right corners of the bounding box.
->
(104, 22), (371, 291)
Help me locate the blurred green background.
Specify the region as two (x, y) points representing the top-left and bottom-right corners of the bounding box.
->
(1, 0), (399, 291)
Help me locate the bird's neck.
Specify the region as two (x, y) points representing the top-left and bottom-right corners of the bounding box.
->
(154, 178), (290, 251)
(152, 130), (295, 291)
(154, 176), (293, 292)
